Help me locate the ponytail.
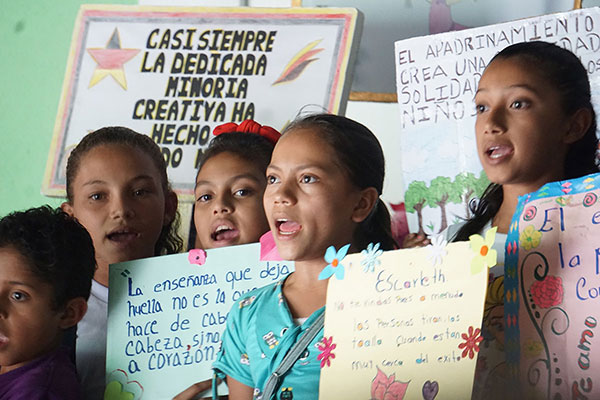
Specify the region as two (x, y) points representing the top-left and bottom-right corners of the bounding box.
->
(452, 183), (502, 242)
(356, 199), (397, 251)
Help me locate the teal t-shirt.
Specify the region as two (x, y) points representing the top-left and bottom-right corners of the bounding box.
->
(213, 279), (324, 400)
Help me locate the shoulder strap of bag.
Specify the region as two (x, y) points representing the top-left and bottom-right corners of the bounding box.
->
(261, 311), (325, 400)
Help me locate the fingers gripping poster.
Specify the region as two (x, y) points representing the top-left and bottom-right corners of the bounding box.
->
(106, 243), (292, 398)
(43, 5), (362, 200)
(504, 173), (600, 398)
(319, 241), (489, 399)
(394, 7), (600, 237)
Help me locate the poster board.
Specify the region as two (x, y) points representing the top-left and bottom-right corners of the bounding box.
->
(106, 243), (293, 398)
(504, 173), (600, 398)
(319, 241), (489, 399)
(394, 7), (600, 236)
(42, 5), (362, 201)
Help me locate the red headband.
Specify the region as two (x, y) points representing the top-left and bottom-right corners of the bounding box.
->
(213, 119), (281, 145)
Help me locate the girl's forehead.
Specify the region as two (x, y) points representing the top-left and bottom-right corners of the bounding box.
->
(271, 128), (345, 172)
(197, 151), (266, 182)
(277, 127), (332, 152)
(75, 144), (162, 182)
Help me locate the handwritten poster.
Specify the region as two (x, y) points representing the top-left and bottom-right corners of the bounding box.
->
(394, 7), (600, 236)
(42, 5), (362, 200)
(106, 243), (293, 398)
(319, 241), (488, 399)
(504, 173), (600, 398)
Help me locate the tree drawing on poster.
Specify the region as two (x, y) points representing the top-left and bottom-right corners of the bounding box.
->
(106, 243), (293, 399)
(319, 240), (489, 399)
(43, 5), (362, 201)
(504, 173), (600, 398)
(404, 171), (488, 235)
(395, 7), (600, 235)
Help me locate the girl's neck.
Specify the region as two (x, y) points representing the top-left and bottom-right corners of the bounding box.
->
(94, 260), (110, 287)
(283, 259), (329, 319)
(493, 179), (561, 233)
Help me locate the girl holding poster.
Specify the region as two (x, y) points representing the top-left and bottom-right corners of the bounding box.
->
(448, 41), (598, 398)
(175, 120), (280, 399)
(61, 127), (182, 400)
(211, 113), (396, 400)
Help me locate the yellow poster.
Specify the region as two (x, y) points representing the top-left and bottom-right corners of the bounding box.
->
(319, 240), (490, 399)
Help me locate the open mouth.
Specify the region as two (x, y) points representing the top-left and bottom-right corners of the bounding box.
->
(107, 228), (139, 243)
(211, 225), (239, 242)
(485, 144), (513, 160)
(275, 219), (302, 236)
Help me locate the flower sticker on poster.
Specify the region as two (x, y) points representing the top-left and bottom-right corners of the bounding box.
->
(469, 227), (497, 275)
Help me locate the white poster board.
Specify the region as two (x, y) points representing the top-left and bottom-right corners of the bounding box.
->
(43, 5), (362, 201)
(107, 243), (293, 398)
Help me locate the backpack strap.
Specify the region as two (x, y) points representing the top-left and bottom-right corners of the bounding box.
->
(261, 312), (325, 400)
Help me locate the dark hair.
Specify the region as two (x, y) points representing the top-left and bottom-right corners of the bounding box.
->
(196, 132), (275, 179)
(284, 113), (397, 250)
(65, 126), (183, 255)
(0, 206), (96, 309)
(454, 41), (599, 241)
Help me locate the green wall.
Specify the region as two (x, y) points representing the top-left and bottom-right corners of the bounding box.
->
(0, 0), (135, 216)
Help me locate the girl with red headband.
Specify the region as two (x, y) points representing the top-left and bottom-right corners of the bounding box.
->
(192, 119), (280, 250)
(174, 119), (280, 399)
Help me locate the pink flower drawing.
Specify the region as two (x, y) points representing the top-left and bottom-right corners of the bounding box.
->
(317, 336), (336, 368)
(370, 368), (409, 400)
(458, 326), (483, 359)
(530, 276), (564, 309)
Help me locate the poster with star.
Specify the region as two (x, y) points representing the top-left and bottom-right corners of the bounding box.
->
(106, 243), (293, 398)
(504, 173), (600, 398)
(42, 5), (362, 200)
(319, 241), (489, 399)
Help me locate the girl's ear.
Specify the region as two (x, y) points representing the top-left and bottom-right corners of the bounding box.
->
(59, 297), (88, 329)
(352, 187), (379, 224)
(164, 191), (178, 226)
(61, 202), (74, 216)
(564, 108), (593, 144)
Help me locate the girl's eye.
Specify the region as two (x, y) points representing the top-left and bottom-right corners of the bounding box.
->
(89, 193), (103, 201)
(510, 100), (529, 109)
(197, 194), (212, 202)
(301, 175), (317, 184)
(11, 291), (27, 301)
(133, 189), (148, 197)
(475, 104), (488, 114)
(267, 175), (280, 185)
(234, 189), (252, 197)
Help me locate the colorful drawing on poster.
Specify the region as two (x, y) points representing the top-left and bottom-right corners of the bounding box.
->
(319, 240), (489, 399)
(104, 369), (143, 400)
(43, 5), (362, 200)
(317, 336), (337, 368)
(504, 173), (600, 398)
(106, 243), (294, 398)
(87, 29), (140, 90)
(421, 380), (439, 400)
(361, 242), (383, 273)
(272, 39), (324, 85)
(395, 7), (600, 236)
(371, 368), (410, 400)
